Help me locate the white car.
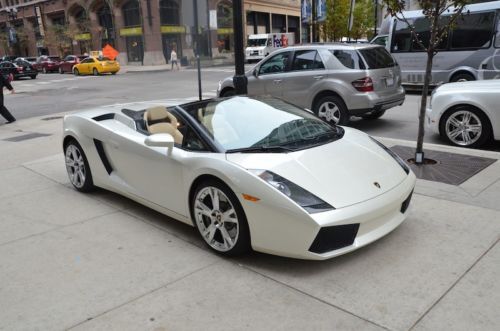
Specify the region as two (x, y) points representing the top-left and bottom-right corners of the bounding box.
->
(63, 96), (416, 260)
(426, 80), (500, 148)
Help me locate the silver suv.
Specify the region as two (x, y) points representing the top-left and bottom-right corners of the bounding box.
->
(217, 44), (405, 125)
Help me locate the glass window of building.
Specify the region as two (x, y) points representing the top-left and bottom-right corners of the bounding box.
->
(160, 0), (180, 25)
(123, 0), (141, 27)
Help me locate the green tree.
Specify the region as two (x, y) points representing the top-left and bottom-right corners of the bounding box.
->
(324, 0), (350, 41)
(351, 0), (375, 40)
(44, 24), (77, 57)
(382, 0), (469, 164)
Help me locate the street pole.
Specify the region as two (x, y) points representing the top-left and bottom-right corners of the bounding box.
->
(232, 0), (247, 95)
(312, 0), (317, 42)
(347, 0), (355, 42)
(374, 0), (378, 37)
(193, 0), (202, 100)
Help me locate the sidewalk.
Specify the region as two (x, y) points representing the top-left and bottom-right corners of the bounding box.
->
(0, 111), (499, 331)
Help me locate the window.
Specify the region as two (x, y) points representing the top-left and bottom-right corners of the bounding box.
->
(123, 0), (141, 27)
(359, 47), (396, 69)
(160, 0), (180, 25)
(451, 12), (495, 49)
(259, 52), (291, 75)
(331, 50), (365, 69)
(392, 19), (413, 52)
(182, 127), (209, 151)
(291, 50), (324, 71)
(496, 18), (500, 48)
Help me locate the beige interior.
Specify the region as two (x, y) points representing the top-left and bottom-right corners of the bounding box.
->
(144, 106), (183, 144)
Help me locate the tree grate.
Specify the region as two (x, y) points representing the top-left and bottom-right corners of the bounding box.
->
(390, 145), (497, 186)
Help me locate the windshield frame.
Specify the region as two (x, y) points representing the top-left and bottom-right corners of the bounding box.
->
(177, 96), (344, 154)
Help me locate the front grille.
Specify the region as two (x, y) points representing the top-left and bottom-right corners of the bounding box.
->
(400, 190), (413, 214)
(309, 224), (360, 254)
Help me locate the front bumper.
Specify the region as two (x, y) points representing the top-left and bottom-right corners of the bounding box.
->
(246, 55), (264, 61)
(245, 172), (416, 260)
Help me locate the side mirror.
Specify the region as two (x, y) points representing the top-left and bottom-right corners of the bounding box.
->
(253, 69), (258, 77)
(144, 133), (174, 155)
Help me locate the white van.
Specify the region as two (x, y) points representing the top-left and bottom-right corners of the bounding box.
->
(245, 33), (295, 63)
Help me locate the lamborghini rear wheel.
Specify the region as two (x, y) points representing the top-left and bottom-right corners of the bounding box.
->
(192, 179), (250, 256)
(65, 139), (95, 192)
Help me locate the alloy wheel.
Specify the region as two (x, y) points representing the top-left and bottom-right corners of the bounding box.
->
(65, 144), (86, 188)
(194, 186), (239, 252)
(318, 101), (341, 124)
(445, 110), (482, 146)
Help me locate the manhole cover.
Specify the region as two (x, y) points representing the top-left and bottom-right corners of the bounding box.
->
(390, 145), (497, 185)
(3, 132), (52, 142)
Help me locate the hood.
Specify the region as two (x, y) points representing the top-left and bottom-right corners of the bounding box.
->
(226, 128), (408, 209)
(437, 80), (500, 92)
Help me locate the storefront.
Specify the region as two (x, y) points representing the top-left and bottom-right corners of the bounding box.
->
(161, 26), (184, 63)
(121, 0), (144, 63)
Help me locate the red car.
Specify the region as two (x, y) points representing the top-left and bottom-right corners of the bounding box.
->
(59, 55), (87, 74)
(34, 55), (61, 73)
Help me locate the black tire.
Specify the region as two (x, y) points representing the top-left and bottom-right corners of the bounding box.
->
(30, 75), (37, 79)
(313, 95), (350, 126)
(191, 179), (251, 257)
(220, 88), (236, 98)
(93, 68), (99, 76)
(450, 72), (475, 83)
(64, 139), (95, 192)
(73, 68), (79, 76)
(361, 109), (386, 120)
(439, 106), (491, 148)
(111, 72), (117, 75)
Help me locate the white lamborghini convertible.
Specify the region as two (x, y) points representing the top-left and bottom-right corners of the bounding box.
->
(63, 96), (416, 260)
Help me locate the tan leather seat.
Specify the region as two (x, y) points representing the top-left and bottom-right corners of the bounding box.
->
(144, 106), (183, 144)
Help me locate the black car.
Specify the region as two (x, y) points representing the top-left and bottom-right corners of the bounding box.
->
(0, 60), (37, 80)
(0, 55), (18, 62)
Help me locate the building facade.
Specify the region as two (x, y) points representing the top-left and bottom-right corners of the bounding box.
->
(0, 0), (299, 65)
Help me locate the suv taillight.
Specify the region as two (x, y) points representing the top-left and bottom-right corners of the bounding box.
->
(352, 77), (374, 92)
(16, 67), (23, 72)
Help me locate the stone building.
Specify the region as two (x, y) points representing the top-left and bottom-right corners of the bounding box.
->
(0, 0), (300, 65)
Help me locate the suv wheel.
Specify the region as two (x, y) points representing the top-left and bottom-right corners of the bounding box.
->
(314, 95), (349, 125)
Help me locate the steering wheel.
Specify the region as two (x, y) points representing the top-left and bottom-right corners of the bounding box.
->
(270, 64), (281, 73)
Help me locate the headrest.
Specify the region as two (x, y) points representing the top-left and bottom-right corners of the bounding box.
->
(144, 106), (178, 127)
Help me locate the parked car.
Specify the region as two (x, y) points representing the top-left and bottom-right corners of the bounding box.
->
(59, 55), (86, 74)
(426, 80), (500, 148)
(72, 56), (120, 76)
(1, 55), (19, 62)
(217, 44), (405, 125)
(34, 55), (61, 73)
(0, 61), (37, 80)
(14, 57), (37, 65)
(62, 96), (415, 259)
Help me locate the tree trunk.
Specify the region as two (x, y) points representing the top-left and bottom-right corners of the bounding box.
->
(415, 50), (434, 164)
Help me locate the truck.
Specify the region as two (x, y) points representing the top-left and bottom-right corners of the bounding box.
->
(245, 33), (295, 63)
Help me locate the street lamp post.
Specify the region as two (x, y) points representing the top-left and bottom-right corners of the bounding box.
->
(232, 0), (247, 95)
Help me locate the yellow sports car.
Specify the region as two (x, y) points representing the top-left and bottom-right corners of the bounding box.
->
(73, 57), (120, 76)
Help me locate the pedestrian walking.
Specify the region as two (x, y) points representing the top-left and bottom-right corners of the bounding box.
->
(0, 73), (15, 124)
(170, 49), (179, 70)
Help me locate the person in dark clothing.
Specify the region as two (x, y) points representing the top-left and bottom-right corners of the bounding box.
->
(0, 73), (16, 124)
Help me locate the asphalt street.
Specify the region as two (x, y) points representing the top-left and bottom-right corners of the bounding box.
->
(4, 66), (499, 152)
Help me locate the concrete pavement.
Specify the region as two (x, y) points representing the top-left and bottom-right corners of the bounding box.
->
(0, 112), (499, 331)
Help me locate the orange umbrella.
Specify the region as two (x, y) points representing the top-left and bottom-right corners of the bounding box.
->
(102, 44), (119, 60)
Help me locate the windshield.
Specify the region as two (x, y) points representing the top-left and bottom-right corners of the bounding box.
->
(181, 96), (343, 152)
(247, 38), (268, 47)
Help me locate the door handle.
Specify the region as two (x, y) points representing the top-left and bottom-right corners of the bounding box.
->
(273, 79), (282, 84)
(313, 75), (324, 80)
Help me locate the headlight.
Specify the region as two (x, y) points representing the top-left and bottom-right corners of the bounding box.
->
(217, 80), (222, 92)
(249, 170), (334, 213)
(369, 137), (410, 174)
(259, 50), (263, 55)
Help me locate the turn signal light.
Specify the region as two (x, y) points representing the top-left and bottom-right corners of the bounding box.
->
(352, 77), (374, 92)
(242, 194), (260, 202)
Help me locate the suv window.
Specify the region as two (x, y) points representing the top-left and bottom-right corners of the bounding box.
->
(259, 52), (291, 75)
(330, 50), (366, 69)
(291, 50), (324, 71)
(358, 47), (395, 69)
